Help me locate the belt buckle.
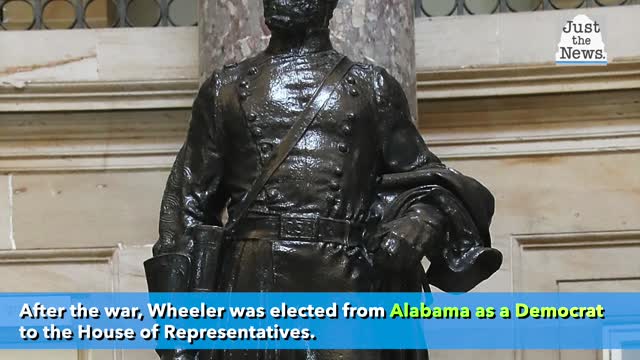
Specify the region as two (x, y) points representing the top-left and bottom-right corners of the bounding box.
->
(317, 217), (353, 246)
(280, 215), (318, 241)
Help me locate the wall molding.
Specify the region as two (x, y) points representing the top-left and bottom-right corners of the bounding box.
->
(510, 230), (640, 360)
(417, 61), (640, 100)
(0, 247), (128, 360)
(0, 247), (117, 264)
(0, 152), (178, 173)
(0, 15), (638, 170)
(511, 230), (640, 292)
(513, 230), (640, 251)
(418, 61), (640, 159)
(425, 129), (640, 160)
(0, 108), (188, 172)
(1, 61), (639, 172)
(0, 27), (198, 171)
(0, 79), (199, 112)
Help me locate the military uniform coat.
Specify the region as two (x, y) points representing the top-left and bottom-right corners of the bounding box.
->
(153, 49), (499, 360)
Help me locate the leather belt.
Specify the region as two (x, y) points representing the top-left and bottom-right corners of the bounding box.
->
(230, 214), (365, 247)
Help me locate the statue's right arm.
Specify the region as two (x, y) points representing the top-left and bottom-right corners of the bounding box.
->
(153, 72), (226, 257)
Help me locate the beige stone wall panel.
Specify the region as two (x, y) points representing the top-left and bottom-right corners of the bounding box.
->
(11, 171), (168, 249)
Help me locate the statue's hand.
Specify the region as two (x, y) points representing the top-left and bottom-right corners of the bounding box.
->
(373, 204), (446, 272)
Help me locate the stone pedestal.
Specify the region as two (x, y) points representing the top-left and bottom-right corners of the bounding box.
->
(199, 0), (416, 118)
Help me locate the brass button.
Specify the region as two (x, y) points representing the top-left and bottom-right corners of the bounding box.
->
(346, 76), (356, 85)
(342, 125), (352, 136)
(334, 167), (344, 177)
(349, 88), (359, 97)
(239, 80), (249, 89)
(248, 112), (257, 122)
(329, 181), (340, 191)
(248, 67), (258, 76)
(259, 143), (273, 153)
(338, 143), (349, 153)
(346, 113), (356, 121)
(254, 128), (263, 137)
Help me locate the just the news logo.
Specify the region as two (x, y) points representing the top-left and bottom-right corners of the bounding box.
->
(556, 15), (608, 66)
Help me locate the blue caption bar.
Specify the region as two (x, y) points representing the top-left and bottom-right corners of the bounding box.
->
(1, 293), (640, 350)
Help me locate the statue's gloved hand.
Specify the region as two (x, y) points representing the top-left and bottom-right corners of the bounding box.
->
(373, 203), (446, 272)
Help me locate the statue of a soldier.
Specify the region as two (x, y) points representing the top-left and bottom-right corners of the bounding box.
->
(145, 0), (502, 359)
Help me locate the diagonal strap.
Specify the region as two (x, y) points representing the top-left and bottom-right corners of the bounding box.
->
(227, 56), (354, 230)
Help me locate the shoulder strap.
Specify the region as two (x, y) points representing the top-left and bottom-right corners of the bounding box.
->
(227, 56), (354, 230)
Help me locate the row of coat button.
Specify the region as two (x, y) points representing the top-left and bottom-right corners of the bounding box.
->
(326, 72), (360, 212)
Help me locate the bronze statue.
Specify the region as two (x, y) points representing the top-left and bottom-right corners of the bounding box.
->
(145, 0), (502, 359)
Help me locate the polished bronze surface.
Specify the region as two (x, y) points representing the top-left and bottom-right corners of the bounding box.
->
(146, 1), (502, 359)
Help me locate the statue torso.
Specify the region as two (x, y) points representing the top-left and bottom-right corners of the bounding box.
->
(217, 50), (382, 222)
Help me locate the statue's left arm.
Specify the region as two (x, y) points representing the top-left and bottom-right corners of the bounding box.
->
(371, 68), (502, 292)
(153, 73), (227, 258)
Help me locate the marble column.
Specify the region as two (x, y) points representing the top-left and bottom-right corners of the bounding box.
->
(199, 0), (416, 118)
